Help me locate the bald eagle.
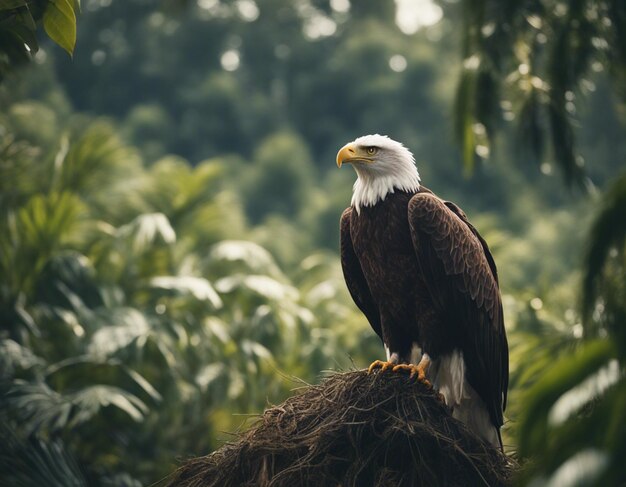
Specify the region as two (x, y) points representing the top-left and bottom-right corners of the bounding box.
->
(337, 134), (508, 449)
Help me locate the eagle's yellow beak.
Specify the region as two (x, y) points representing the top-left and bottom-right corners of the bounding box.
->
(336, 143), (356, 168)
(336, 142), (374, 168)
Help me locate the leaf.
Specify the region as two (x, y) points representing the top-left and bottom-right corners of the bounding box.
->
(90, 386), (148, 422)
(0, 1), (27, 11)
(9, 24), (39, 54)
(0, 339), (45, 379)
(195, 363), (225, 391)
(53, 122), (141, 197)
(241, 339), (273, 361)
(203, 317), (230, 343)
(35, 251), (102, 310)
(227, 371), (245, 400)
(518, 340), (616, 457)
(215, 274), (298, 301)
(548, 359), (620, 426)
(7, 381), (150, 433)
(0, 422), (87, 487)
(15, 7), (36, 31)
(124, 367), (162, 402)
(583, 171), (626, 322)
(67, 385), (148, 425)
(0, 192), (82, 298)
(88, 308), (151, 357)
(208, 240), (283, 278)
(116, 213), (176, 252)
(149, 275), (222, 308)
(542, 449), (609, 487)
(43, 0), (77, 56)
(453, 65), (478, 174)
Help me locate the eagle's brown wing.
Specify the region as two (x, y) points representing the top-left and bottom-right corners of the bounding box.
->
(408, 193), (508, 430)
(340, 207), (382, 340)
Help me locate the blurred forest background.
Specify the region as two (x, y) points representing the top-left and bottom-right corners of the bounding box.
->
(1, 0), (625, 485)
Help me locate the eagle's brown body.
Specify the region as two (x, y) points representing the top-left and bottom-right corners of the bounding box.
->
(341, 190), (434, 361)
(340, 186), (508, 446)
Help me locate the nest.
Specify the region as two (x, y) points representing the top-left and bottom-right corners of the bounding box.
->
(166, 370), (513, 487)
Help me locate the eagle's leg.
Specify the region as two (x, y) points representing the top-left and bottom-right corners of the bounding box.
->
(367, 352), (399, 374)
(392, 354), (432, 388)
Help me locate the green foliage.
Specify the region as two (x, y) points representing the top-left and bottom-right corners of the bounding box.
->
(0, 101), (372, 484)
(583, 171), (626, 347)
(0, 421), (88, 487)
(454, 2), (626, 484)
(518, 339), (615, 456)
(516, 340), (625, 485)
(0, 0), (624, 485)
(0, 191), (82, 303)
(455, 0), (626, 186)
(513, 173), (626, 485)
(242, 131), (314, 223)
(43, 0), (77, 56)
(0, 0), (79, 81)
(8, 381), (150, 432)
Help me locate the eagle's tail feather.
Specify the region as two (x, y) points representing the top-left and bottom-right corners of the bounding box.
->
(451, 385), (500, 449)
(430, 352), (502, 450)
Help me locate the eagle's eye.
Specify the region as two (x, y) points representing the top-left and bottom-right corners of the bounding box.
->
(366, 147), (377, 155)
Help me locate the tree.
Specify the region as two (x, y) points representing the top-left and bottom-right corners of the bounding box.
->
(455, 0), (626, 483)
(0, 106), (373, 484)
(455, 0), (625, 186)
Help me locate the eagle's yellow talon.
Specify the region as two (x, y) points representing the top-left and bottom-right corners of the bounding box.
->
(391, 364), (413, 374)
(367, 360), (394, 374)
(391, 363), (432, 388)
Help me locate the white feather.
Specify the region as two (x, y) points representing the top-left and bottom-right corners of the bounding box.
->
(349, 134), (420, 214)
(430, 350), (500, 448)
(410, 342), (422, 365)
(430, 350), (467, 408)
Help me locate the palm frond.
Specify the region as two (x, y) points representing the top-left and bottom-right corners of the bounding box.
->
(52, 122), (141, 198)
(70, 384), (148, 424)
(6, 380), (149, 435)
(35, 251), (103, 309)
(86, 308), (151, 357)
(115, 212), (176, 252)
(455, 0), (624, 186)
(207, 240), (284, 279)
(0, 420), (87, 487)
(141, 157), (225, 225)
(0, 191), (82, 298)
(149, 275), (223, 309)
(582, 171), (626, 348)
(0, 120), (48, 210)
(214, 274), (299, 303)
(0, 338), (45, 379)
(518, 339), (616, 457)
(43, 354), (163, 402)
(84, 307), (178, 368)
(518, 375), (626, 485)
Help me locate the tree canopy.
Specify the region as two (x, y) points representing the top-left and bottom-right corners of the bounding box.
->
(0, 0), (625, 485)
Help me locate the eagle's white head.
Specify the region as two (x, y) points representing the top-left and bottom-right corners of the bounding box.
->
(336, 134), (420, 214)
